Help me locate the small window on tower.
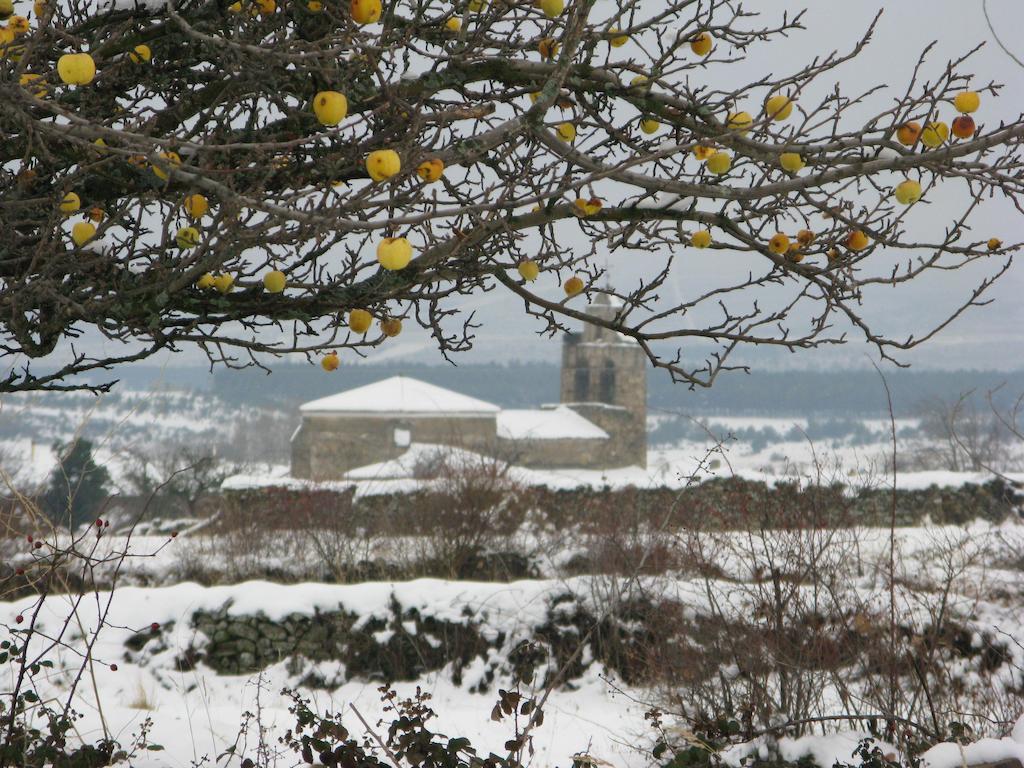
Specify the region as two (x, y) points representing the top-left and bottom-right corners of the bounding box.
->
(599, 360), (616, 403)
(574, 367), (588, 401)
(394, 427), (411, 447)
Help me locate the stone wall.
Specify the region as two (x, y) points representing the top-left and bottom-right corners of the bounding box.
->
(291, 414), (498, 480)
(563, 403), (647, 468)
(497, 435), (614, 470)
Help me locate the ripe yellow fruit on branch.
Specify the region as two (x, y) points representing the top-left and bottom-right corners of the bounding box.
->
(690, 230), (712, 249)
(366, 150), (401, 182)
(951, 115), (975, 139)
(640, 118), (659, 134)
(313, 91), (348, 126)
(380, 317), (403, 337)
(184, 193), (209, 219)
(987, 238), (1002, 251)
(19, 73), (47, 98)
(252, 0), (275, 15)
(690, 31), (712, 57)
(896, 121), (921, 146)
(351, 0), (381, 23)
(196, 273), (216, 289)
(705, 151), (731, 175)
(779, 153), (804, 172)
(564, 276), (585, 297)
(768, 233), (790, 255)
(213, 274), (234, 294)
(573, 197), (602, 216)
(555, 122), (576, 142)
(129, 44), (151, 63)
(608, 27), (628, 47)
(175, 226), (201, 249)
(445, 17), (460, 31)
(727, 111), (753, 135)
(692, 145), (715, 161)
(263, 270), (286, 293)
(321, 351), (340, 371)
(349, 309), (373, 333)
(0, 0), (12, 19)
(57, 53), (96, 85)
(845, 230), (870, 251)
(764, 94), (793, 122)
(538, 37), (559, 59)
(152, 151), (181, 181)
(377, 237), (413, 270)
(920, 121), (949, 148)
(517, 260), (540, 281)
(71, 222), (96, 247)
(59, 192), (81, 214)
(307, 1), (323, 11)
(539, 0), (563, 18)
(8, 15), (28, 34)
(796, 229), (815, 247)
(416, 158), (445, 182)
(893, 179), (922, 205)
(953, 91), (980, 114)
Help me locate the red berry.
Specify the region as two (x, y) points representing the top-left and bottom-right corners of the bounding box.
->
(104, 521), (110, 528)
(33, 541), (42, 549)
(15, 615), (23, 624)
(15, 569), (24, 576)
(109, 664), (118, 671)
(170, 531), (178, 538)
(150, 623), (160, 632)
(96, 519), (103, 527)
(26, 536), (32, 542)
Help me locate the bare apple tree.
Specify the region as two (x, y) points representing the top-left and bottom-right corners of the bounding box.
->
(0, 0), (1021, 392)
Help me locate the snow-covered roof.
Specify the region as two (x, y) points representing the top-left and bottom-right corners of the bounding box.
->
(299, 375), (500, 416)
(497, 406), (609, 441)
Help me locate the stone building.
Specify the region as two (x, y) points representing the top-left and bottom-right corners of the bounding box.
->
(290, 295), (647, 480)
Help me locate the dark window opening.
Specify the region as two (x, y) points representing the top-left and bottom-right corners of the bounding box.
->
(574, 367), (589, 401)
(599, 361), (616, 403)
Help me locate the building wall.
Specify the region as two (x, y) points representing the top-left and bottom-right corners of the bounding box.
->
(559, 300), (648, 467)
(291, 414), (498, 480)
(496, 436), (612, 470)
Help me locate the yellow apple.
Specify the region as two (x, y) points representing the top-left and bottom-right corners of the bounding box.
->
(183, 193), (209, 219)
(764, 94), (793, 122)
(573, 197), (602, 216)
(152, 151), (181, 181)
(129, 44), (151, 63)
(920, 121), (949, 148)
(727, 111), (753, 134)
(796, 229), (815, 247)
(416, 158), (445, 182)
(845, 230), (870, 251)
(366, 149), (401, 182)
(768, 233), (790, 255)
(57, 53), (96, 85)
(380, 317), (403, 337)
(445, 17), (460, 31)
(690, 31), (712, 57)
(313, 91), (348, 126)
(539, 0), (563, 18)
(705, 151), (731, 175)
(71, 221), (96, 247)
(893, 179), (922, 205)
(263, 269), (286, 293)
(538, 37), (559, 59)
(896, 121), (921, 146)
(690, 230), (712, 249)
(692, 145), (716, 161)
(517, 260), (540, 281)
(609, 27), (628, 47)
(377, 237), (413, 270)
(350, 0), (380, 23)
(19, 73), (47, 98)
(640, 118), (659, 134)
(779, 153), (805, 173)
(349, 309), (373, 333)
(321, 351), (340, 371)
(213, 273), (234, 294)
(987, 238), (1002, 251)
(953, 91), (980, 114)
(0, 0), (13, 19)
(564, 276), (585, 296)
(176, 226), (201, 249)
(196, 273), (216, 289)
(556, 122), (576, 141)
(59, 192), (80, 214)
